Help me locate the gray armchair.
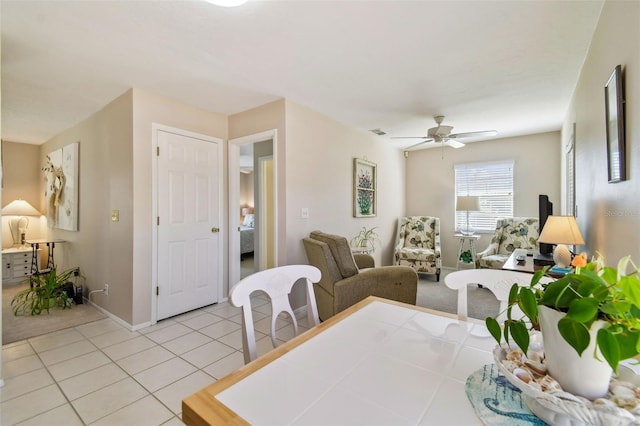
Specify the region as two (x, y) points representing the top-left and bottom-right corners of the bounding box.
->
(303, 231), (418, 320)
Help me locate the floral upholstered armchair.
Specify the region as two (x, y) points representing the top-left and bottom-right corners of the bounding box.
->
(393, 216), (441, 280)
(476, 217), (540, 269)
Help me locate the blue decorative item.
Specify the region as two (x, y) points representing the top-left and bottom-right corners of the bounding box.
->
(465, 364), (546, 425)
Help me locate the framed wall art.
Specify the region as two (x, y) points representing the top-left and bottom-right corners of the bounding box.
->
(43, 142), (79, 230)
(353, 158), (376, 217)
(605, 64), (626, 183)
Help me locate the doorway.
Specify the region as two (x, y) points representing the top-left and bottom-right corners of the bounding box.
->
(229, 130), (278, 287)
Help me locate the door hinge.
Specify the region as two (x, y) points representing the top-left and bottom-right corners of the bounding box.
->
(156, 286), (159, 296)
(156, 146), (160, 156)
(157, 216), (160, 226)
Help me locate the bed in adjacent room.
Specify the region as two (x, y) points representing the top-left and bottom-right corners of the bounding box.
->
(240, 214), (254, 256)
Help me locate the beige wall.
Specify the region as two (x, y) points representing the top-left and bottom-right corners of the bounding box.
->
(405, 132), (561, 268)
(131, 89), (228, 326)
(40, 90), (134, 322)
(33, 89), (228, 327)
(284, 100), (407, 267)
(562, 0), (640, 263)
(1, 141), (45, 247)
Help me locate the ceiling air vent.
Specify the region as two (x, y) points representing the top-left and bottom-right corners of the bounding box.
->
(369, 129), (386, 136)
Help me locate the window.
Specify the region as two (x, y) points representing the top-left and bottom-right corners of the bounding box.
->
(454, 160), (514, 233)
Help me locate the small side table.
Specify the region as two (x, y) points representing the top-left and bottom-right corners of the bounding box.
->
(26, 239), (66, 275)
(455, 234), (480, 269)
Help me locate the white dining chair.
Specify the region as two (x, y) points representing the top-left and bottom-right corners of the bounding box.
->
(444, 269), (553, 321)
(229, 264), (322, 364)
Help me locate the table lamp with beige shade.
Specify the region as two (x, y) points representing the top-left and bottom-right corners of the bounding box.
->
(2, 199), (42, 248)
(538, 215), (585, 268)
(456, 195), (480, 235)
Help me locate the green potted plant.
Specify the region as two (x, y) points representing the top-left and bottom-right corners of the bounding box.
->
(350, 226), (380, 252)
(12, 268), (76, 315)
(486, 253), (640, 399)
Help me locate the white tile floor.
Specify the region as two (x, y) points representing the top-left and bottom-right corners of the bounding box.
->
(1, 292), (308, 425)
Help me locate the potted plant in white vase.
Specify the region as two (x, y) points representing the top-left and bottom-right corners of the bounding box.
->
(486, 253), (640, 400)
(350, 226), (380, 253)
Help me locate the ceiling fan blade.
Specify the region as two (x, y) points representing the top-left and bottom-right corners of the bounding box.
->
(445, 139), (465, 149)
(406, 140), (434, 150)
(448, 130), (498, 139)
(390, 136), (433, 140)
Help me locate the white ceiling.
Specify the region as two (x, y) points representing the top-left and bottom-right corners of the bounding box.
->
(1, 0), (604, 150)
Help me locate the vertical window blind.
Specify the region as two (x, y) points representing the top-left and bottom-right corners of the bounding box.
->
(454, 160), (514, 233)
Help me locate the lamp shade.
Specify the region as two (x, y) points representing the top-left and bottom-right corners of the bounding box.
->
(2, 199), (41, 216)
(456, 196), (480, 212)
(539, 215), (585, 245)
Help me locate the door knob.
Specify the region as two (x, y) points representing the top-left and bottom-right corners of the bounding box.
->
(211, 227), (220, 233)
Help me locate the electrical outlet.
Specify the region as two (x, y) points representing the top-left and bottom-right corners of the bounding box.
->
(73, 267), (80, 276)
(104, 284), (109, 296)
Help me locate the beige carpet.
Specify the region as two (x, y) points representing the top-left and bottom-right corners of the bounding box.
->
(417, 268), (500, 321)
(2, 282), (107, 345)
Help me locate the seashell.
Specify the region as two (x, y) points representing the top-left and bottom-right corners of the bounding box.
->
(611, 395), (639, 410)
(501, 360), (520, 373)
(593, 398), (617, 408)
(513, 368), (534, 384)
(506, 348), (524, 362)
(537, 375), (563, 392)
(527, 349), (545, 363)
(612, 383), (637, 400)
(528, 381), (542, 391)
(524, 359), (547, 376)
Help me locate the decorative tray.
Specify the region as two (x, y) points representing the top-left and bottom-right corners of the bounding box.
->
(493, 335), (640, 426)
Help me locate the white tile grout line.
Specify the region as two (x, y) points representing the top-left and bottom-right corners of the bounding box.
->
(3, 301), (299, 425)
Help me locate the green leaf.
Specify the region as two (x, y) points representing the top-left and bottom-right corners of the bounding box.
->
(518, 288), (538, 324)
(565, 298), (599, 323)
(509, 320), (530, 354)
(485, 317), (502, 344)
(576, 279), (607, 300)
(508, 283), (519, 306)
(600, 266), (618, 286)
(614, 329), (640, 361)
(600, 301), (631, 316)
(538, 278), (578, 309)
(530, 269), (547, 287)
(557, 317), (590, 356)
(619, 275), (640, 307)
(597, 328), (621, 372)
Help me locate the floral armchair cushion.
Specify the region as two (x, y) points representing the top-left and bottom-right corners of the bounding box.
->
(477, 217), (540, 269)
(394, 216), (441, 279)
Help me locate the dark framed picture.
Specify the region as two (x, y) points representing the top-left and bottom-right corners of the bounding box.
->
(605, 64), (626, 183)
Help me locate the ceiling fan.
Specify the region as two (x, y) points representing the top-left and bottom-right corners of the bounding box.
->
(392, 116), (497, 150)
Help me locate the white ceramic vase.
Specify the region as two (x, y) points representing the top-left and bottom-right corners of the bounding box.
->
(538, 305), (612, 400)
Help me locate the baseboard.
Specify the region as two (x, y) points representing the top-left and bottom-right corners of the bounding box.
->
(85, 298), (141, 332)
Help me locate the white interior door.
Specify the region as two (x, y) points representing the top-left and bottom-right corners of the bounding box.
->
(157, 129), (221, 320)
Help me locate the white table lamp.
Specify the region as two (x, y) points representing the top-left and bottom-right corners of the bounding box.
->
(538, 215), (585, 268)
(2, 199), (42, 247)
(456, 196), (480, 235)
